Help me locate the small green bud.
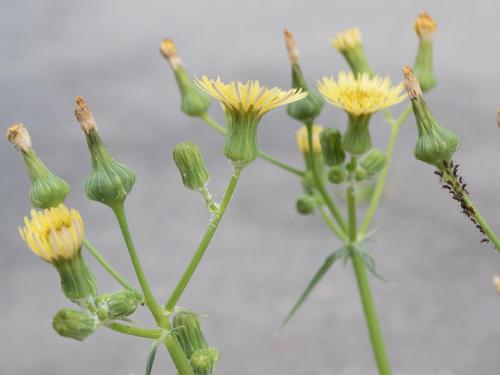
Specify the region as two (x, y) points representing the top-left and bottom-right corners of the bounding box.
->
(173, 311), (209, 359)
(95, 289), (140, 320)
(354, 167), (367, 181)
(332, 28), (373, 76)
(75, 97), (136, 209)
(190, 347), (220, 375)
(403, 67), (459, 167)
(320, 128), (346, 166)
(52, 308), (97, 341)
(7, 124), (70, 209)
(328, 165), (347, 184)
(54, 252), (98, 304)
(342, 114), (372, 155)
(173, 142), (209, 190)
(413, 12), (437, 92)
(359, 148), (387, 177)
(301, 172), (315, 195)
(296, 195), (316, 215)
(160, 39), (212, 116)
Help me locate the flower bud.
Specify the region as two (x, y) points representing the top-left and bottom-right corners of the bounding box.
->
(190, 347), (220, 375)
(354, 167), (367, 181)
(296, 125), (322, 155)
(160, 39), (211, 116)
(342, 114), (372, 155)
(7, 124), (70, 209)
(359, 148), (387, 177)
(173, 311), (209, 359)
(296, 195), (316, 215)
(173, 142), (209, 190)
(332, 28), (373, 75)
(328, 165), (346, 184)
(284, 30), (324, 124)
(52, 308), (97, 341)
(75, 97), (136, 209)
(403, 67), (459, 166)
(319, 128), (345, 166)
(95, 289), (140, 320)
(413, 11), (437, 92)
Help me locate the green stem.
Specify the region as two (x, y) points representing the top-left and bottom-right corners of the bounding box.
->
(105, 322), (163, 339)
(199, 113), (305, 177)
(112, 203), (194, 375)
(305, 123), (347, 233)
(347, 185), (392, 375)
(470, 204), (500, 251)
(82, 237), (143, 299)
(165, 165), (242, 311)
(318, 205), (348, 241)
(359, 104), (412, 235)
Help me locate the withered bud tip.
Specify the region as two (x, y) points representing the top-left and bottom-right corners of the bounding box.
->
(160, 38), (182, 70)
(414, 11), (437, 39)
(75, 96), (97, 134)
(493, 276), (500, 295)
(402, 65), (422, 100)
(284, 28), (299, 64)
(6, 123), (32, 152)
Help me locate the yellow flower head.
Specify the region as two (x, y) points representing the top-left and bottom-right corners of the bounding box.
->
(414, 11), (436, 39)
(332, 28), (362, 51)
(194, 76), (308, 117)
(296, 125), (323, 154)
(19, 204), (84, 263)
(317, 72), (406, 116)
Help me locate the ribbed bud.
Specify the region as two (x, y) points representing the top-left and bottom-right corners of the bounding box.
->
(359, 148), (387, 177)
(296, 195), (316, 215)
(320, 128), (345, 166)
(413, 11), (437, 92)
(52, 308), (97, 341)
(224, 111), (260, 167)
(95, 289), (140, 320)
(328, 165), (347, 184)
(173, 142), (209, 190)
(342, 114), (372, 155)
(75, 97), (136, 209)
(173, 311), (209, 359)
(190, 347), (220, 375)
(354, 168), (368, 181)
(54, 252), (98, 304)
(7, 124), (70, 208)
(403, 66), (459, 166)
(332, 28), (373, 75)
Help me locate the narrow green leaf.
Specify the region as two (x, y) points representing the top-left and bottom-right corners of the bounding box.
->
(281, 252), (337, 327)
(145, 337), (164, 375)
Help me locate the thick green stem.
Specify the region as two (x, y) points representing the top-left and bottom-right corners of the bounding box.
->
(82, 237), (142, 299)
(199, 113), (305, 177)
(359, 104), (412, 235)
(347, 185), (392, 375)
(112, 203), (194, 375)
(165, 165), (242, 311)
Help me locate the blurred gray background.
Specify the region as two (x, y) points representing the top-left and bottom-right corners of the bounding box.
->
(2, 1), (500, 374)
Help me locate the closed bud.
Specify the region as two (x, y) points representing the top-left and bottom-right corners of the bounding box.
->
(403, 67), (459, 166)
(296, 195), (316, 215)
(320, 128), (345, 166)
(7, 124), (70, 208)
(160, 39), (211, 116)
(75, 97), (136, 209)
(359, 148), (387, 177)
(342, 114), (372, 155)
(52, 308), (97, 341)
(173, 142), (209, 190)
(354, 167), (367, 181)
(190, 347), (220, 375)
(173, 311), (209, 359)
(96, 289), (140, 320)
(332, 28), (373, 75)
(413, 11), (437, 92)
(328, 165), (347, 184)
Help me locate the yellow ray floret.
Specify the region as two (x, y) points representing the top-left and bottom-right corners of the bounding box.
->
(194, 76), (307, 117)
(332, 27), (362, 51)
(19, 204), (84, 263)
(317, 72), (406, 116)
(296, 125), (323, 154)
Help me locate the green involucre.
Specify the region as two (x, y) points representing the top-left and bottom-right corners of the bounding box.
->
(95, 289), (140, 320)
(224, 111), (260, 166)
(320, 128), (345, 166)
(342, 114), (372, 155)
(413, 39), (437, 92)
(173, 142), (209, 190)
(53, 251), (97, 303)
(175, 67), (212, 116)
(287, 64), (324, 123)
(190, 347), (220, 375)
(172, 311), (209, 359)
(296, 195), (317, 214)
(359, 148), (387, 177)
(52, 308), (97, 341)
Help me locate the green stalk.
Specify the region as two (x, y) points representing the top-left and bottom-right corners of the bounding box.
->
(199, 113), (305, 177)
(105, 322), (164, 339)
(359, 104), (412, 235)
(82, 237), (142, 299)
(318, 205), (348, 241)
(347, 185), (392, 375)
(305, 122), (347, 232)
(469, 202), (500, 251)
(112, 203), (194, 375)
(165, 165), (242, 311)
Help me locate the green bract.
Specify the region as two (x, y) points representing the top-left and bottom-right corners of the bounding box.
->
(190, 347), (220, 375)
(287, 64), (324, 123)
(342, 114), (372, 155)
(414, 39), (437, 92)
(359, 148), (387, 177)
(173, 142), (209, 190)
(54, 252), (97, 304)
(328, 165), (347, 184)
(224, 111), (260, 166)
(96, 289), (140, 320)
(296, 195), (316, 214)
(320, 128), (345, 166)
(173, 311), (209, 359)
(175, 68), (212, 116)
(52, 308), (97, 341)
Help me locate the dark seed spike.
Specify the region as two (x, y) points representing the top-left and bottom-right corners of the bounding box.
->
(481, 238), (489, 243)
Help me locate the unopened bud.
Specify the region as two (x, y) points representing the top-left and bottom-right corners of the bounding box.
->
(320, 128), (345, 166)
(173, 311), (209, 359)
(328, 165), (347, 184)
(52, 308), (97, 341)
(190, 347), (220, 375)
(413, 11), (437, 92)
(95, 289), (140, 320)
(296, 195), (316, 215)
(332, 28), (373, 75)
(6, 124), (31, 152)
(359, 148), (387, 177)
(173, 142), (209, 190)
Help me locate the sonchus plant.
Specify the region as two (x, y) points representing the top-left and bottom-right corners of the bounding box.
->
(6, 10), (500, 375)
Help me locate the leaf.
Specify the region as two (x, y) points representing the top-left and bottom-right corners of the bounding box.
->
(352, 246), (387, 282)
(145, 336), (165, 375)
(281, 252), (337, 328)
